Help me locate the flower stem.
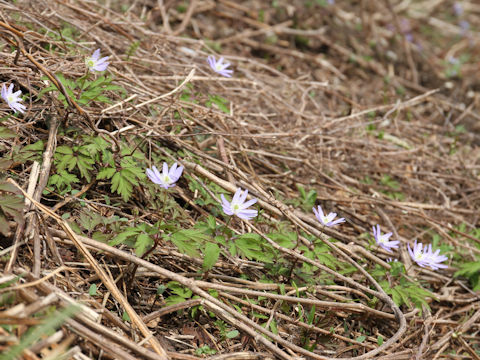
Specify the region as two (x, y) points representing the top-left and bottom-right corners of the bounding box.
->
(159, 189), (168, 220)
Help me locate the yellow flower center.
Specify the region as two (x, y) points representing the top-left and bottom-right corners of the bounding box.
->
(162, 175), (171, 184)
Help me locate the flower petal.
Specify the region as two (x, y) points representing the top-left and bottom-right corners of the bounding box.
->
(239, 198), (257, 210)
(238, 189), (248, 204)
(237, 209), (258, 220)
(162, 162), (169, 176)
(207, 55), (216, 68)
(232, 188), (243, 204)
(92, 49), (101, 60)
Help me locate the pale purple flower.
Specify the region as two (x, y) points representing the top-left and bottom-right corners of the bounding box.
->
(86, 49), (109, 72)
(372, 224), (399, 253)
(1, 83), (26, 114)
(453, 2), (463, 16)
(405, 33), (414, 43)
(423, 243), (448, 270)
(313, 205), (345, 227)
(146, 162), (183, 189)
(459, 20), (470, 32)
(408, 241), (448, 270)
(207, 55), (233, 77)
(386, 258), (398, 263)
(448, 56), (460, 65)
(221, 188), (257, 220)
(408, 241), (430, 268)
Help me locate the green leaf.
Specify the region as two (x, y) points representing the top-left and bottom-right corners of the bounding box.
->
(203, 243), (220, 271)
(235, 233), (273, 263)
(296, 184), (306, 199)
(24, 141), (44, 152)
(307, 305), (316, 325)
(0, 183), (20, 194)
(95, 95), (112, 104)
(56, 153), (75, 172)
(207, 215), (217, 230)
(165, 295), (188, 307)
(391, 287), (403, 307)
(89, 284), (97, 296)
(206, 95), (230, 114)
(48, 171), (79, 192)
(89, 75), (107, 89)
(0, 192), (24, 235)
(170, 229), (207, 258)
(135, 233), (153, 257)
(377, 335), (383, 346)
(0, 127), (16, 138)
(37, 84), (59, 98)
(103, 84), (124, 92)
(0, 194), (24, 216)
(54, 145), (94, 181)
(97, 167), (116, 180)
(268, 232), (296, 248)
(56, 146), (74, 155)
(356, 335), (366, 343)
(0, 274), (22, 289)
(315, 252), (337, 269)
(455, 261), (480, 278)
(109, 227), (141, 246)
(269, 320), (278, 334)
(167, 282), (193, 298)
(380, 175), (400, 190)
(76, 155), (95, 181)
(111, 171), (134, 201)
(226, 330), (239, 339)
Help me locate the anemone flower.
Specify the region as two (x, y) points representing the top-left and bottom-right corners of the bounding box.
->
(408, 240), (448, 270)
(221, 188), (258, 220)
(313, 205), (345, 227)
(86, 49), (110, 72)
(146, 162), (184, 189)
(1, 83), (26, 113)
(372, 224), (399, 253)
(207, 55), (233, 77)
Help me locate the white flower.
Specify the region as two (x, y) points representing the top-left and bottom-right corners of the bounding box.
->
(372, 224), (399, 253)
(313, 205), (345, 227)
(408, 241), (448, 271)
(207, 55), (233, 77)
(221, 188), (258, 220)
(86, 49), (109, 72)
(1, 83), (26, 113)
(146, 162), (184, 189)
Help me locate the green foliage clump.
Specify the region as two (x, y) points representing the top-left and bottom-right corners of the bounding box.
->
(38, 74), (125, 107)
(455, 261), (480, 291)
(374, 262), (435, 313)
(50, 135), (145, 201)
